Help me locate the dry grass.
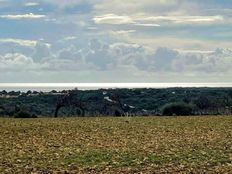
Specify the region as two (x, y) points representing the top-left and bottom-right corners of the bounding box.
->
(1, 116), (232, 173)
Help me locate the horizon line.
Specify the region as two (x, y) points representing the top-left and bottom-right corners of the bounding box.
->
(1, 83), (232, 89)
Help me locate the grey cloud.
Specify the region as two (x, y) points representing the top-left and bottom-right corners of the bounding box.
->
(57, 46), (83, 61)
(51, 40), (232, 75)
(33, 41), (51, 62)
(149, 47), (178, 71)
(42, 58), (88, 71)
(173, 48), (232, 74)
(0, 36), (231, 77)
(109, 42), (147, 69)
(85, 39), (116, 70)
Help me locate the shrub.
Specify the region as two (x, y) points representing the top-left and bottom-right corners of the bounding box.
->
(162, 102), (193, 116)
(14, 111), (37, 118)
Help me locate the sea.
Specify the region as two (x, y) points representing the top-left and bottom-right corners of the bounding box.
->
(0, 83), (232, 92)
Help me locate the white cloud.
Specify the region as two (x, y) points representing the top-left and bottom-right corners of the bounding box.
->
(93, 13), (223, 27)
(93, 14), (161, 27)
(140, 15), (224, 24)
(0, 53), (39, 72)
(24, 2), (40, 6)
(0, 38), (51, 50)
(0, 38), (38, 47)
(93, 14), (160, 27)
(109, 30), (136, 36)
(63, 36), (77, 41)
(93, 14), (134, 25)
(0, 13), (46, 20)
(87, 27), (98, 30)
(134, 23), (161, 27)
(174, 49), (214, 54)
(113, 30), (136, 34)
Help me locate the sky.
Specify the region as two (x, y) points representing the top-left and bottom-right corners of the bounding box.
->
(0, 0), (231, 83)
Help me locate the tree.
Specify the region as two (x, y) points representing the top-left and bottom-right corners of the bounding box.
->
(8, 91), (20, 96)
(26, 90), (32, 96)
(54, 90), (86, 117)
(0, 90), (7, 95)
(51, 90), (57, 94)
(0, 105), (6, 116)
(194, 96), (210, 110)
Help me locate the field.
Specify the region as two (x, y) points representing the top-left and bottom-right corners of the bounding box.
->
(1, 116), (232, 173)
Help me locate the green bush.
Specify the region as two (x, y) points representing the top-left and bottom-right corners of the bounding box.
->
(14, 111), (37, 118)
(162, 102), (193, 116)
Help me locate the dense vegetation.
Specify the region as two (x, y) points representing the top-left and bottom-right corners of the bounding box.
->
(1, 116), (232, 173)
(0, 88), (232, 117)
(162, 102), (193, 116)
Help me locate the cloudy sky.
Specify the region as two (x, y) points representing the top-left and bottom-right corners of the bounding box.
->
(0, 0), (231, 83)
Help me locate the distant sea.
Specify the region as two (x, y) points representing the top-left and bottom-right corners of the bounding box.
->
(1, 83), (232, 92)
